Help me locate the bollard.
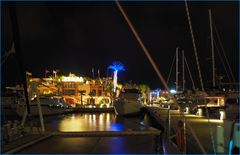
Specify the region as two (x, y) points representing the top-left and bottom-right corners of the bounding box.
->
(168, 105), (170, 109)
(219, 109), (226, 120)
(185, 107), (189, 114)
(216, 126), (225, 153)
(197, 108), (203, 116)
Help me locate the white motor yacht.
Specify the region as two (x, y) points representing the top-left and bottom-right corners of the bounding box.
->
(113, 88), (143, 116)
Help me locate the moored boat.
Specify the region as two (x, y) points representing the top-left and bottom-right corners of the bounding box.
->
(113, 88), (143, 116)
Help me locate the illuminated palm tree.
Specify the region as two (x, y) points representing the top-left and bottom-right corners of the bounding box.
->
(139, 84), (150, 104)
(108, 61), (125, 92)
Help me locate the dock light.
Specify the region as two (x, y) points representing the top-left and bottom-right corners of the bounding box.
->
(219, 110), (226, 120)
(185, 107), (189, 114)
(170, 89), (176, 94)
(197, 108), (203, 116)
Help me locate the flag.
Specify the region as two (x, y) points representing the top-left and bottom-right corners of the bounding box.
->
(92, 68), (95, 78)
(97, 69), (100, 78)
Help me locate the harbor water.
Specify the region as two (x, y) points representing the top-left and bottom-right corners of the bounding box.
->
(11, 112), (164, 154)
(42, 112), (162, 132)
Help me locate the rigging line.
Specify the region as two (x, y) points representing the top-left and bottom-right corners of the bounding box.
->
(214, 38), (232, 83)
(212, 19), (236, 83)
(1, 56), (10, 66)
(115, 1), (170, 92)
(184, 57), (196, 90)
(167, 54), (176, 85)
(209, 9), (216, 87)
(184, 1), (204, 91)
(1, 43), (16, 66)
(186, 122), (207, 154)
(185, 2), (217, 154)
(115, 2), (188, 153)
(1, 52), (15, 66)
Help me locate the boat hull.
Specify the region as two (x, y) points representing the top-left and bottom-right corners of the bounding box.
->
(113, 99), (143, 116)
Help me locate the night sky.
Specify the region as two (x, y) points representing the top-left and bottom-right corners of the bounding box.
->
(2, 1), (239, 89)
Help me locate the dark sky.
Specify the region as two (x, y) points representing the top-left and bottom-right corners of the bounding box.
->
(2, 1), (239, 89)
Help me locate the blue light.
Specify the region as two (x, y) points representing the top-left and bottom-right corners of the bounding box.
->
(140, 121), (144, 125)
(108, 61), (125, 72)
(170, 89), (176, 94)
(111, 123), (125, 131)
(155, 89), (161, 93)
(229, 140), (233, 155)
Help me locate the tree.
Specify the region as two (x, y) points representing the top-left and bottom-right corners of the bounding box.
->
(89, 90), (96, 105)
(103, 80), (114, 105)
(108, 61), (125, 93)
(79, 90), (86, 105)
(53, 75), (63, 95)
(138, 84), (150, 104)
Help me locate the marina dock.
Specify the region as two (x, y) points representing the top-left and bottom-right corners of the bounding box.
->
(144, 106), (235, 154)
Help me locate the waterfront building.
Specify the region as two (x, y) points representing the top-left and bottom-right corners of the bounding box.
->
(31, 73), (114, 107)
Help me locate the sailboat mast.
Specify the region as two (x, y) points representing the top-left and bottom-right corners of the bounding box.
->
(182, 50), (185, 91)
(209, 9), (215, 87)
(176, 47), (179, 93)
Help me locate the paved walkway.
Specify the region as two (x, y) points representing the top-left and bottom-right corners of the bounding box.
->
(146, 106), (234, 154)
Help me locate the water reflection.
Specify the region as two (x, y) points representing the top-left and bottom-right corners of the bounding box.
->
(57, 113), (116, 132)
(44, 112), (156, 132)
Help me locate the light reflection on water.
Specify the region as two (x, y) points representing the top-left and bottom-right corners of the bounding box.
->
(44, 112), (154, 132)
(57, 113), (117, 132)
(44, 113), (160, 132)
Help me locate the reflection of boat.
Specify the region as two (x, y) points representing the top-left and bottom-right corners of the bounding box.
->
(113, 88), (143, 116)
